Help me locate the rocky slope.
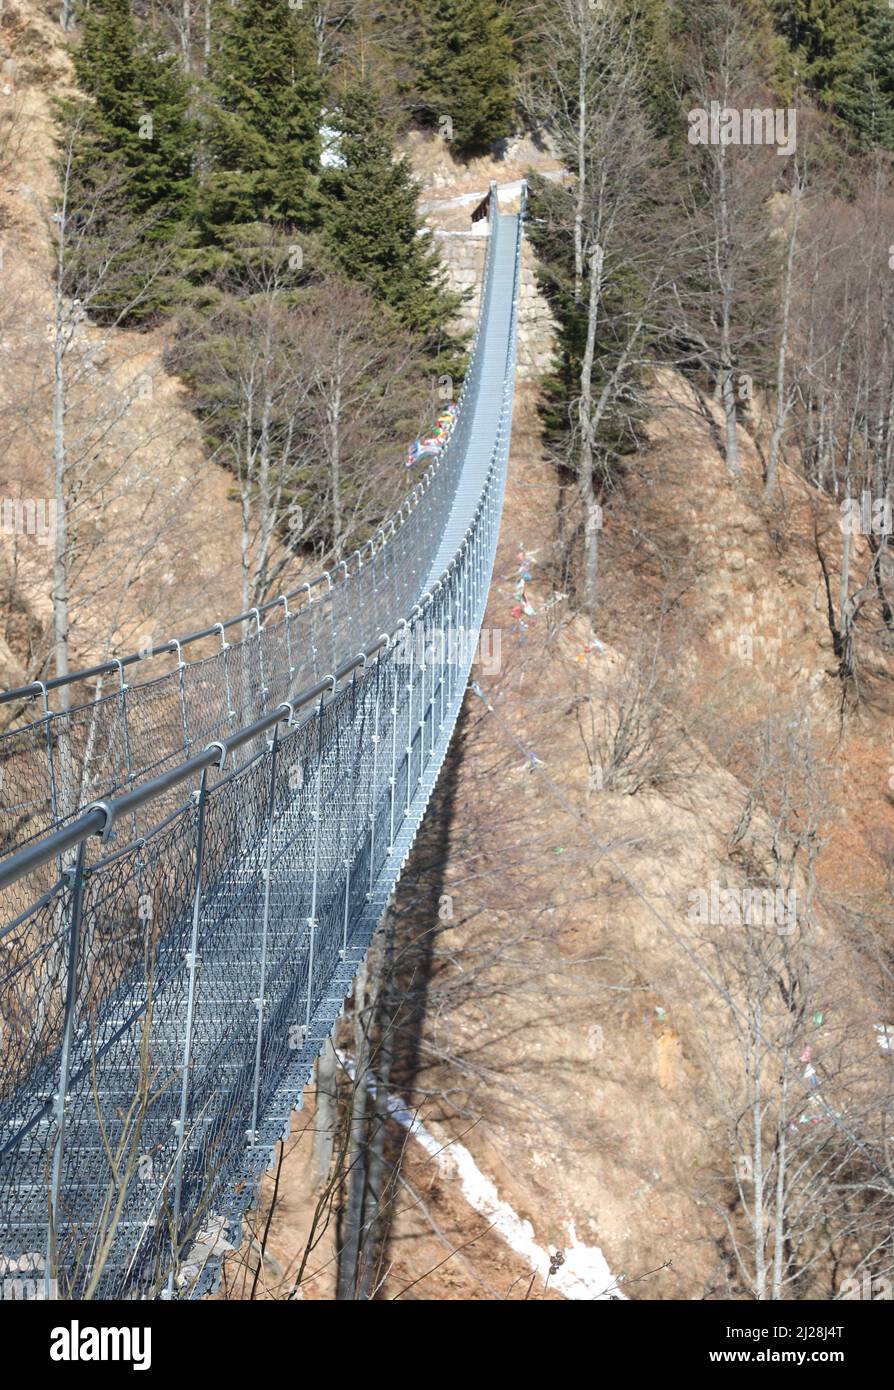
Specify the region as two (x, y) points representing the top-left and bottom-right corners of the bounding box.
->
(232, 162), (894, 1296)
(0, 0), (244, 693)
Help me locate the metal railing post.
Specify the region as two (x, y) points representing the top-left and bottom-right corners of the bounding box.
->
(214, 623), (236, 725)
(461, 536), (473, 691)
(338, 561), (353, 660)
(280, 596), (295, 685)
(341, 666), (362, 957)
(441, 579), (452, 733)
(325, 571), (336, 675)
(474, 508), (484, 619)
(173, 639), (191, 756)
(387, 631), (402, 854)
(304, 687), (328, 1035)
(305, 584), (319, 685)
(39, 681), (60, 833)
(116, 660), (134, 787)
(432, 588), (444, 759)
(416, 613), (427, 793)
(397, 505), (408, 614)
(251, 608), (268, 704)
(367, 651), (384, 898)
(371, 530), (384, 623)
(46, 838), (88, 1297)
(116, 659), (138, 840)
(167, 767), (210, 1293)
(388, 520), (398, 618)
(403, 616), (416, 819)
(249, 723), (281, 1143)
(478, 520), (486, 624)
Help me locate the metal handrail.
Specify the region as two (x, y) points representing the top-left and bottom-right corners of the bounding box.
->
(0, 185), (526, 1302)
(0, 192), (524, 890)
(0, 187), (503, 715)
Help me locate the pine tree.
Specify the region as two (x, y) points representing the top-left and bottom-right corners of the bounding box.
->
(868, 0), (894, 112)
(837, 1), (894, 149)
(70, 0), (194, 232)
(200, 0), (322, 244)
(419, 0), (514, 155)
(618, 0), (679, 137)
(836, 70), (894, 151)
(771, 0), (894, 147)
(770, 0), (867, 107)
(321, 81), (464, 371)
(61, 0), (195, 319)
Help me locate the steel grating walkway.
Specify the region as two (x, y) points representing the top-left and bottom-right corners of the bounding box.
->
(0, 184), (525, 1300)
(423, 211), (520, 591)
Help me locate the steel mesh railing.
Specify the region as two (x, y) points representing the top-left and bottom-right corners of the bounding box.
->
(0, 186), (501, 861)
(0, 184), (524, 1300)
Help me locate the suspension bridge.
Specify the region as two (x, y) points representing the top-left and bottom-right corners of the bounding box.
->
(0, 183), (525, 1299)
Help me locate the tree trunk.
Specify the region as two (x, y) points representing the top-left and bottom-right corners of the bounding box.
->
(771, 1061), (791, 1301)
(180, 0), (192, 71)
(313, 1037), (338, 1187)
(766, 177), (802, 496)
(716, 140), (741, 478)
(751, 1006), (767, 1300)
(52, 191), (74, 823)
(720, 309), (740, 477)
(239, 481), (252, 614)
(573, 24), (588, 304)
(52, 313), (69, 705)
(253, 388), (274, 604)
(329, 377), (342, 559)
(359, 908), (397, 1299)
(336, 962), (370, 1300)
(578, 243), (604, 622)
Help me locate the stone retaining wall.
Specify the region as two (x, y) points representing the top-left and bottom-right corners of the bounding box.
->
(429, 228), (555, 383)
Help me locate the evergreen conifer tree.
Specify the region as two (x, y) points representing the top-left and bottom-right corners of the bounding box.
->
(770, 0), (867, 108)
(771, 0), (894, 147)
(420, 0), (514, 155)
(321, 81), (464, 371)
(200, 0), (322, 245)
(618, 0), (679, 136)
(71, 0), (194, 232)
(61, 0), (195, 319)
(837, 1), (894, 149)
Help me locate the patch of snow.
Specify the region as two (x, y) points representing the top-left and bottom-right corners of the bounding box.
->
(418, 170), (566, 215)
(338, 1052), (624, 1299)
(320, 124), (345, 170)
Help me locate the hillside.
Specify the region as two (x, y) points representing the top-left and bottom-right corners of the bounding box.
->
(231, 359), (894, 1301)
(212, 161), (894, 1302)
(0, 0), (250, 692)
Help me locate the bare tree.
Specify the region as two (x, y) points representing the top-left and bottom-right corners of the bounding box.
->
(671, 0), (782, 479)
(688, 714), (894, 1298)
(173, 245), (426, 605)
(790, 160), (894, 688)
(765, 143), (809, 496)
(301, 278), (425, 561)
(523, 0), (670, 623)
(172, 238), (317, 610)
(0, 118), (212, 834)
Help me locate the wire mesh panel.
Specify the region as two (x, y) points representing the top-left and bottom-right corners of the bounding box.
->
(0, 190), (525, 1299)
(0, 197), (503, 860)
